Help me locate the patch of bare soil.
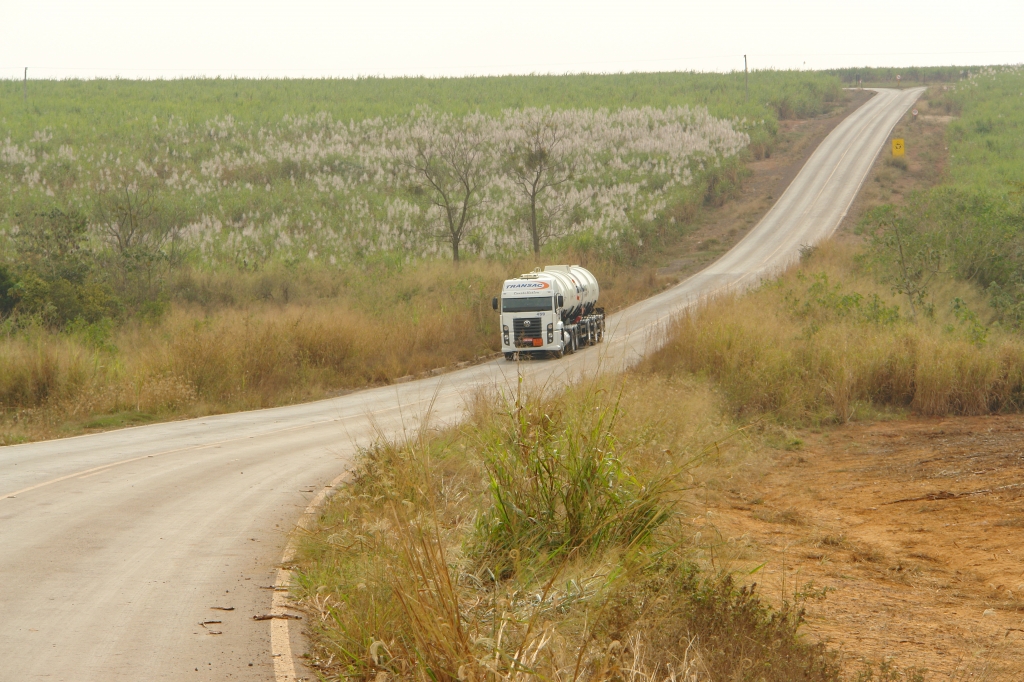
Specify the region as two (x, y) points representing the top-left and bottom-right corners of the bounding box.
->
(705, 417), (1024, 679)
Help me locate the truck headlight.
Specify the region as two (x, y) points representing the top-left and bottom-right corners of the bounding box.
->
(547, 323), (553, 343)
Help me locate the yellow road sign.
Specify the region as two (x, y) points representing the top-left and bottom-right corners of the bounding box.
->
(892, 138), (905, 157)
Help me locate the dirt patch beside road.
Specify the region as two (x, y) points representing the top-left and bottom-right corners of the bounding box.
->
(702, 417), (1024, 678)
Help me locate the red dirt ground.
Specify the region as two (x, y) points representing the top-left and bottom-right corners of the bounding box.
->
(703, 416), (1024, 679)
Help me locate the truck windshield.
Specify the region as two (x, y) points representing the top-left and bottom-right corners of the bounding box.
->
(502, 296), (553, 313)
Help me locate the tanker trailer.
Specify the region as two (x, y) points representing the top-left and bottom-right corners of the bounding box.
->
(491, 265), (606, 360)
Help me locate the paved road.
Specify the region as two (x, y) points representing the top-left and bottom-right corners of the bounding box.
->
(0, 88), (922, 681)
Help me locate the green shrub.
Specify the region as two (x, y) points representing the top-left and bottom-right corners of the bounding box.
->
(7, 209), (122, 328)
(475, 386), (671, 568)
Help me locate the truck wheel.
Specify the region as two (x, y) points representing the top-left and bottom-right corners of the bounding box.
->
(504, 352), (515, 361)
(551, 349), (563, 359)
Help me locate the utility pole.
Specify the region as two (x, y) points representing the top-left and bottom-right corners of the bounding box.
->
(745, 55), (753, 102)
(24, 67), (27, 102)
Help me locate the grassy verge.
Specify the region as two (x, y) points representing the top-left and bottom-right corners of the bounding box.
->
(294, 363), (953, 680)
(0, 251), (669, 444)
(643, 242), (1024, 425)
(294, 375), (853, 681)
(655, 66), (1024, 429)
(857, 67), (1024, 329)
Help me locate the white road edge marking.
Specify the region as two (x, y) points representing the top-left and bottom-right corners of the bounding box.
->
(272, 470), (352, 682)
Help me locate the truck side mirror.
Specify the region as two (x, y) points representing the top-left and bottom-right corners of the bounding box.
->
(557, 294), (564, 308)
(492, 297), (499, 311)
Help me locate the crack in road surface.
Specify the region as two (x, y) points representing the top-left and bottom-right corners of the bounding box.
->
(0, 88), (922, 681)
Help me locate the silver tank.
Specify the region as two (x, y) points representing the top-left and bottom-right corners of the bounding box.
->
(543, 265), (600, 320)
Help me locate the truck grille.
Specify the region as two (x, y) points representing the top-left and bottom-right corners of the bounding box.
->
(513, 318), (542, 347)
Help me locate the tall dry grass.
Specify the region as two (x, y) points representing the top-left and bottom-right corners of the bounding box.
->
(643, 242), (1024, 424)
(294, 377), (850, 682)
(0, 254), (666, 443)
(0, 300), (492, 442)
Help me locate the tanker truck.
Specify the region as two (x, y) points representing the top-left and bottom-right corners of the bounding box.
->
(491, 265), (606, 360)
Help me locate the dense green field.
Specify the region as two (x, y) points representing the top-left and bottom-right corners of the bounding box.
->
(2, 71), (841, 135)
(824, 65), (976, 84)
(942, 66), (1024, 189)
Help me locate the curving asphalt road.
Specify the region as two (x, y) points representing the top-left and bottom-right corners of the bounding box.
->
(0, 88), (922, 681)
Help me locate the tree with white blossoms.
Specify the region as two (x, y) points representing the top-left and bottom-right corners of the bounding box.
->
(501, 108), (576, 254)
(401, 110), (494, 263)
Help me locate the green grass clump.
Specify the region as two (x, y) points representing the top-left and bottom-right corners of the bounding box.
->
(82, 411), (155, 430)
(474, 383), (671, 569)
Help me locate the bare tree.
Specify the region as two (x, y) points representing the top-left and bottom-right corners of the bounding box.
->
(504, 109), (576, 254)
(96, 181), (157, 254)
(94, 177), (180, 308)
(405, 112), (492, 263)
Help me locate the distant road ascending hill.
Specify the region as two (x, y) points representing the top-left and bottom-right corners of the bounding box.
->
(0, 88), (923, 682)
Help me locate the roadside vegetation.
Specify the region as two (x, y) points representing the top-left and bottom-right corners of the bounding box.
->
(645, 242), (1024, 425)
(295, 368), (954, 681)
(295, 235), (1024, 680)
(0, 71), (845, 443)
(295, 375), (852, 682)
(646, 66), (1024, 428)
(295, 67), (1024, 680)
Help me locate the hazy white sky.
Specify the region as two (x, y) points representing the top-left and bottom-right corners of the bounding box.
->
(2, 0), (1021, 80)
